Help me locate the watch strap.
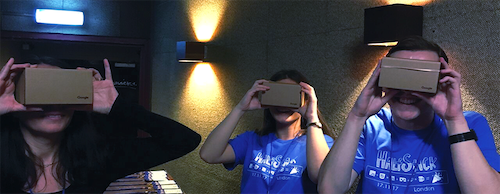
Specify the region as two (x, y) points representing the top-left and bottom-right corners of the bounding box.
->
(306, 122), (322, 129)
(449, 129), (477, 144)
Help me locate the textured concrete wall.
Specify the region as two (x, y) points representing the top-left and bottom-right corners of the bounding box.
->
(150, 0), (500, 193)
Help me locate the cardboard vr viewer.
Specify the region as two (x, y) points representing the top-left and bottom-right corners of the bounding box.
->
(259, 82), (304, 108)
(15, 68), (93, 105)
(378, 57), (441, 93)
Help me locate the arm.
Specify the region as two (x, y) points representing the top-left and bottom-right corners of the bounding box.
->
(91, 59), (201, 175)
(318, 63), (397, 193)
(413, 58), (500, 193)
(298, 82), (331, 183)
(199, 80), (269, 164)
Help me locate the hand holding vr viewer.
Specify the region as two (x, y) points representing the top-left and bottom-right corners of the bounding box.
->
(1, 58), (118, 115)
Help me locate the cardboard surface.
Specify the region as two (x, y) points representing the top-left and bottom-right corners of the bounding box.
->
(15, 68), (93, 105)
(259, 82), (303, 108)
(378, 57), (441, 93)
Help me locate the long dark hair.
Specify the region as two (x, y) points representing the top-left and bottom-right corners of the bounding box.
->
(1, 111), (108, 192)
(255, 70), (336, 139)
(0, 56), (108, 192)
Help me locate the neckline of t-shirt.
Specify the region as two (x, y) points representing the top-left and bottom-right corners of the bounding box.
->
(269, 132), (305, 143)
(389, 114), (442, 138)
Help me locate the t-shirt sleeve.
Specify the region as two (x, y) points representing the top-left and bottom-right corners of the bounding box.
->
(224, 131), (252, 170)
(465, 111), (500, 172)
(352, 127), (367, 175)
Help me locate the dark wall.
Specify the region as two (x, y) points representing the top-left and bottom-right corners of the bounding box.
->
(1, 0), (150, 38)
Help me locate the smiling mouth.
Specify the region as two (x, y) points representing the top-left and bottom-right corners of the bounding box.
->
(395, 97), (421, 105)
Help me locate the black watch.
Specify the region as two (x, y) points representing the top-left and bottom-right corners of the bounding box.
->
(448, 129), (477, 144)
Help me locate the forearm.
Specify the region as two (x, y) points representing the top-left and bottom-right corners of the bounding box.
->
(318, 113), (366, 193)
(306, 126), (330, 183)
(446, 118), (500, 193)
(199, 108), (244, 163)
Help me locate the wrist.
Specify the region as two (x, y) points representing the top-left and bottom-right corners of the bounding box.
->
(347, 112), (369, 123)
(444, 116), (468, 135)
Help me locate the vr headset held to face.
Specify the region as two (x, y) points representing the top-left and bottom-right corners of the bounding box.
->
(378, 57), (442, 94)
(15, 68), (93, 106)
(259, 81), (304, 109)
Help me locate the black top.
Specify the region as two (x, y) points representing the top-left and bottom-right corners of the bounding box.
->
(2, 95), (201, 193)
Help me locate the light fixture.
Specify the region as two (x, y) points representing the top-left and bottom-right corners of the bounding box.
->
(176, 41), (207, 63)
(35, 9), (84, 25)
(364, 4), (423, 46)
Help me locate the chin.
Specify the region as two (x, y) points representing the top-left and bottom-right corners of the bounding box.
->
(388, 100), (422, 121)
(270, 108), (300, 123)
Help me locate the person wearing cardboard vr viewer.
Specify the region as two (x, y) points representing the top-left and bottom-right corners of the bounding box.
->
(200, 70), (336, 193)
(318, 36), (500, 193)
(0, 57), (201, 193)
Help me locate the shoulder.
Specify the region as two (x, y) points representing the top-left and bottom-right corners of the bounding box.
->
(463, 111), (487, 122)
(233, 131), (270, 141)
(322, 134), (334, 142)
(365, 108), (391, 130)
(463, 111), (490, 129)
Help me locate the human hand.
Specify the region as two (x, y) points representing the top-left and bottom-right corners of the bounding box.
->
(412, 58), (463, 121)
(78, 59), (118, 114)
(350, 62), (398, 118)
(235, 79), (269, 112)
(0, 58), (31, 115)
(298, 82), (319, 124)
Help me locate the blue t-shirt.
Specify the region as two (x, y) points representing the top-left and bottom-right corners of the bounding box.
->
(225, 131), (334, 194)
(353, 108), (500, 194)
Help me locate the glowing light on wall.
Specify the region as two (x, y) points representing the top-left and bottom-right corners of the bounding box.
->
(385, 0), (433, 6)
(177, 63), (231, 136)
(35, 9), (84, 25)
(187, 0), (227, 42)
(190, 63), (217, 86)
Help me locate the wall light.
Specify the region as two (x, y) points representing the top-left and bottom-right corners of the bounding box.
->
(187, 0), (227, 42)
(177, 41), (207, 63)
(35, 9), (84, 25)
(364, 4), (422, 46)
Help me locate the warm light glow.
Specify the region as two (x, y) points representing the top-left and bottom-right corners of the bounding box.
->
(368, 41), (399, 47)
(187, 0), (227, 42)
(177, 63), (230, 132)
(35, 9), (84, 25)
(385, 0), (433, 6)
(191, 63), (217, 86)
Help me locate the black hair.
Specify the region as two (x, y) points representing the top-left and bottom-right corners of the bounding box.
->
(1, 111), (108, 192)
(387, 36), (449, 63)
(255, 70), (336, 139)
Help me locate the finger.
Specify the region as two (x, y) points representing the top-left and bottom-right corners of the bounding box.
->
(440, 69), (461, 80)
(11, 63), (31, 70)
(381, 89), (398, 103)
(440, 57), (449, 69)
(0, 58), (15, 79)
(253, 79), (268, 87)
(366, 61), (382, 86)
(103, 59), (113, 81)
(89, 68), (103, 81)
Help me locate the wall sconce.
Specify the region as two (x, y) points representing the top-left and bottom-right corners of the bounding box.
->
(35, 9), (84, 25)
(176, 41), (207, 63)
(364, 4), (423, 46)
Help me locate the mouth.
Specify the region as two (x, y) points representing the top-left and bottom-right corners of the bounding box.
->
(394, 96), (421, 105)
(42, 112), (66, 120)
